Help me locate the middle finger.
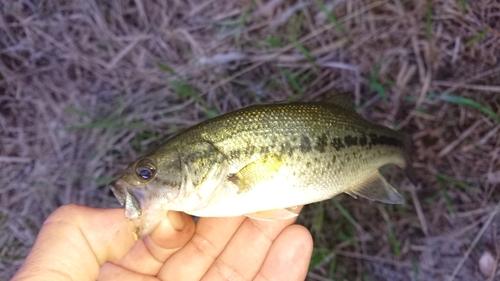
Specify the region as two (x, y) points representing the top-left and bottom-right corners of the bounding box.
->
(157, 216), (246, 281)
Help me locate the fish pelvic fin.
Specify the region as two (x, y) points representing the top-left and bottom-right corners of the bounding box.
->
(245, 207), (299, 221)
(347, 171), (404, 204)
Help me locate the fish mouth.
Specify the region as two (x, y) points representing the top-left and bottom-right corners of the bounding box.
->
(110, 179), (142, 219)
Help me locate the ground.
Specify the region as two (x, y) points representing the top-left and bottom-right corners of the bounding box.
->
(1, 0), (499, 280)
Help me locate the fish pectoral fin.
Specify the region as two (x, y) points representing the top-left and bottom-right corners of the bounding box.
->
(245, 207), (299, 221)
(229, 154), (284, 194)
(347, 172), (404, 204)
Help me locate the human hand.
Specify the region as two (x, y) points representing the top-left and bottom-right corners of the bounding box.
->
(12, 204), (313, 281)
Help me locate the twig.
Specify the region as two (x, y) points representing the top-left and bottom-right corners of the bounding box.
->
(438, 120), (483, 158)
(441, 66), (500, 95)
(433, 81), (500, 93)
(0, 157), (32, 163)
(448, 200), (500, 281)
(398, 68), (431, 128)
(307, 271), (334, 281)
(410, 184), (429, 237)
(411, 34), (427, 86)
(487, 222), (499, 281)
(105, 38), (142, 71)
(335, 250), (446, 274)
(203, 0), (389, 95)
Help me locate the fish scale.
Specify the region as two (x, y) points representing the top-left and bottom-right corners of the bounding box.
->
(111, 93), (415, 236)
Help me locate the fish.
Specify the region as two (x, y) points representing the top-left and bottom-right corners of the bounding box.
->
(110, 93), (416, 236)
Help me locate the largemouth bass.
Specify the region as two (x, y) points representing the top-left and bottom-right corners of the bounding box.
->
(111, 93), (416, 236)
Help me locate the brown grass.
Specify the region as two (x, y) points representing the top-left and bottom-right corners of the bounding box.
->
(1, 0), (499, 280)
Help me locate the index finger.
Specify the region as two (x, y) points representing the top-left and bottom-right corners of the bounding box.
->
(111, 210), (195, 276)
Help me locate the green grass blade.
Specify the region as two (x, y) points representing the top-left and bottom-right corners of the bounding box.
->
(291, 37), (316, 65)
(426, 2), (433, 40)
(369, 62), (387, 101)
(285, 12), (303, 39)
(66, 106), (93, 118)
(439, 94), (500, 123)
(405, 93), (500, 123)
(266, 35), (281, 47)
(310, 201), (325, 238)
(94, 177), (116, 185)
(281, 68), (305, 98)
(435, 173), (471, 190)
(316, 1), (347, 37)
(171, 80), (205, 104)
(456, 0), (467, 12)
(66, 119), (141, 130)
(130, 130), (158, 153)
(424, 192), (441, 204)
(203, 108), (219, 118)
(235, 8), (251, 42)
(378, 205), (400, 257)
(332, 199), (361, 231)
(412, 259), (420, 279)
(309, 247), (334, 271)
(155, 62), (176, 75)
(465, 29), (489, 47)
(338, 232), (355, 246)
(171, 80), (219, 117)
(437, 175), (455, 215)
(328, 255), (337, 279)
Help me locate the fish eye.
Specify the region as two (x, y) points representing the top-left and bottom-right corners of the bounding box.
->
(137, 168), (153, 179)
(135, 158), (156, 181)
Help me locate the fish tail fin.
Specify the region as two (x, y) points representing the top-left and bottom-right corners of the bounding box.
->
(402, 132), (418, 186)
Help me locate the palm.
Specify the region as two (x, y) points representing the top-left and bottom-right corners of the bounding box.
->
(98, 213), (312, 280)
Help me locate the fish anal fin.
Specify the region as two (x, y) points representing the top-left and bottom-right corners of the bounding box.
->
(246, 207), (299, 221)
(325, 92), (356, 111)
(344, 191), (357, 199)
(230, 154), (284, 194)
(347, 172), (404, 204)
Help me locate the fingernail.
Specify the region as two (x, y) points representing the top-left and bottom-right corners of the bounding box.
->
(167, 211), (186, 231)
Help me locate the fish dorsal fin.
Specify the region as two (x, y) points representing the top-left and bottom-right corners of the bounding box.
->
(347, 171), (404, 204)
(325, 92), (356, 111)
(245, 207), (299, 221)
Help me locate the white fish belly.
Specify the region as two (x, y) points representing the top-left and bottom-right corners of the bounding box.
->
(184, 171), (338, 217)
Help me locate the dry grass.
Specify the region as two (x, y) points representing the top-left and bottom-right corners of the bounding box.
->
(1, 0), (499, 280)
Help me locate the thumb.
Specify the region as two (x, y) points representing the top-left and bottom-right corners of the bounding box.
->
(12, 204), (138, 281)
